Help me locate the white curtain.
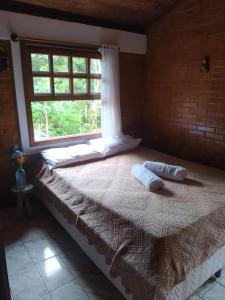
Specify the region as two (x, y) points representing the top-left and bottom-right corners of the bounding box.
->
(99, 45), (123, 140)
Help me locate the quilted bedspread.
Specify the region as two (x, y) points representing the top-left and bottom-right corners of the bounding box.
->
(34, 146), (225, 300)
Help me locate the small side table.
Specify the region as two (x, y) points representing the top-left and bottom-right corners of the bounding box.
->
(11, 184), (34, 218)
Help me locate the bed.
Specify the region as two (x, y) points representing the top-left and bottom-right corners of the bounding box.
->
(32, 146), (225, 300)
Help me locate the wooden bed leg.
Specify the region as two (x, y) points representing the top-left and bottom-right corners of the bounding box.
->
(215, 269), (222, 278)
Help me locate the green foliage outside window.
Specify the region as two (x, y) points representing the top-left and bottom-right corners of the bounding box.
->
(30, 53), (101, 142)
(73, 78), (87, 93)
(90, 59), (101, 74)
(54, 78), (70, 94)
(91, 79), (101, 93)
(31, 54), (49, 72)
(31, 100), (101, 141)
(53, 55), (69, 73)
(33, 77), (51, 94)
(73, 57), (87, 73)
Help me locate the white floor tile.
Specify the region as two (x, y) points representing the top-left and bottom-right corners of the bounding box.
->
(9, 264), (48, 300)
(202, 283), (225, 300)
(6, 243), (33, 275)
(217, 272), (225, 288)
(195, 278), (217, 297)
(186, 293), (202, 299)
(51, 280), (89, 300)
(36, 255), (75, 291)
(24, 237), (57, 263)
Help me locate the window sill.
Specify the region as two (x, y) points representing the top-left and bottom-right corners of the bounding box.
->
(29, 132), (101, 148)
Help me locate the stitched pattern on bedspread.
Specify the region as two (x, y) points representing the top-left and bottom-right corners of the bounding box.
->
(33, 146), (225, 300)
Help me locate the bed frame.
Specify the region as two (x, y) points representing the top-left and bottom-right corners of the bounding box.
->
(39, 195), (225, 300)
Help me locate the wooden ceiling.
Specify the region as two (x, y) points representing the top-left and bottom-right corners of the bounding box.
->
(0, 0), (181, 33)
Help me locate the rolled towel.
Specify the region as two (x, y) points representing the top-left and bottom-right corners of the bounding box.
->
(143, 161), (187, 181)
(131, 164), (164, 192)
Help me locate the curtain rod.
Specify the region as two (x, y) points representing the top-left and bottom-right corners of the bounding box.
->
(11, 33), (100, 50)
(11, 34), (120, 51)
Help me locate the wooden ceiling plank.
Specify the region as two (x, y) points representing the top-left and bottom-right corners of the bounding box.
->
(0, 0), (145, 33)
(0, 0), (182, 33)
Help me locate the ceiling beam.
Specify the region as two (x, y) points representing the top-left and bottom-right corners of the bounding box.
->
(0, 1), (145, 34)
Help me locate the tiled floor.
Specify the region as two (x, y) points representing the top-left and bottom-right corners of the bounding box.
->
(1, 204), (225, 300)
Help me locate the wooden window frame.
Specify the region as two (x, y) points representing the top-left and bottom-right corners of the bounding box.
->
(21, 40), (102, 147)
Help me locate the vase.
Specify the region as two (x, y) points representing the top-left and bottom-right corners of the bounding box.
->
(15, 168), (27, 189)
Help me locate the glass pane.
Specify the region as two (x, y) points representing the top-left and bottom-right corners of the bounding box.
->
(90, 79), (101, 93)
(73, 57), (87, 73)
(54, 78), (70, 94)
(31, 54), (49, 72)
(31, 100), (101, 141)
(90, 59), (101, 74)
(53, 55), (69, 73)
(33, 77), (51, 94)
(73, 78), (87, 93)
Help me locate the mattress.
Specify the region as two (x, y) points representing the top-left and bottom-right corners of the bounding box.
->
(33, 146), (225, 300)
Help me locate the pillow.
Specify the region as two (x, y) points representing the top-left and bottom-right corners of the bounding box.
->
(41, 144), (103, 168)
(89, 135), (142, 157)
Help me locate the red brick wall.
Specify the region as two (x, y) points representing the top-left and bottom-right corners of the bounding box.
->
(0, 40), (20, 209)
(120, 53), (144, 137)
(143, 0), (225, 168)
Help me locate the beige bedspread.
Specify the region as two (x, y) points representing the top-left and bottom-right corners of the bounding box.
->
(34, 146), (225, 300)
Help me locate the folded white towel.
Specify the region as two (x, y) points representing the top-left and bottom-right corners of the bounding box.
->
(143, 161), (187, 181)
(131, 164), (164, 192)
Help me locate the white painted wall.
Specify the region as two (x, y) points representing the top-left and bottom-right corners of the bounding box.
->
(0, 10), (146, 152)
(0, 11), (146, 54)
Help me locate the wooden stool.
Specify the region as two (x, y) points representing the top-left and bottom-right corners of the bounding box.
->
(11, 184), (34, 218)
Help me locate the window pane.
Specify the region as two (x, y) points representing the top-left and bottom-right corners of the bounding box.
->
(31, 54), (49, 72)
(31, 100), (101, 141)
(90, 59), (101, 74)
(33, 77), (51, 94)
(53, 55), (69, 73)
(54, 78), (70, 94)
(90, 79), (101, 93)
(73, 57), (87, 73)
(73, 78), (87, 93)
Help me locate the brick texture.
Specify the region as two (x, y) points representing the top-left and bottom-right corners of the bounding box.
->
(143, 0), (225, 168)
(120, 53), (144, 137)
(0, 40), (20, 209)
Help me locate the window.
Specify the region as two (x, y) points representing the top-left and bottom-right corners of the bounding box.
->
(21, 41), (101, 146)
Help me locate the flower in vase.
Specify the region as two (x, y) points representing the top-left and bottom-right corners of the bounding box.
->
(9, 145), (25, 169)
(9, 145), (27, 188)
(16, 152), (25, 169)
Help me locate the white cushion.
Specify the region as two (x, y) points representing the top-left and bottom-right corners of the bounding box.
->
(89, 135), (142, 157)
(41, 144), (103, 168)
